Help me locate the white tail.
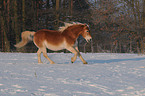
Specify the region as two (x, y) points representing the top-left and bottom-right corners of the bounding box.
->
(14, 31), (35, 48)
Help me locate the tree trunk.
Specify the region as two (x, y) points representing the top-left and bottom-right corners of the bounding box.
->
(0, 11), (10, 52)
(32, 0), (37, 31)
(91, 40), (94, 53)
(141, 38), (144, 54)
(119, 42), (121, 53)
(22, 0), (25, 31)
(7, 0), (10, 33)
(140, 0), (145, 54)
(55, 0), (59, 29)
(14, 0), (19, 42)
(13, 0), (20, 51)
(137, 41), (140, 55)
(143, 0), (145, 25)
(69, 0), (73, 20)
(129, 39), (132, 53)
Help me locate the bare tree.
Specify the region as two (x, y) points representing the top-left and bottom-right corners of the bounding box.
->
(0, 0), (10, 52)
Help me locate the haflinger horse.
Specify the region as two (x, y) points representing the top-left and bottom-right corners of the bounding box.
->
(15, 22), (92, 64)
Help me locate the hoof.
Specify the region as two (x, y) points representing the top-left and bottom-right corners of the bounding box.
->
(38, 62), (43, 64)
(50, 62), (55, 64)
(83, 62), (88, 64)
(71, 57), (76, 63)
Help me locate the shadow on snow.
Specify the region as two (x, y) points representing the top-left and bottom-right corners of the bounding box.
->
(87, 57), (145, 64)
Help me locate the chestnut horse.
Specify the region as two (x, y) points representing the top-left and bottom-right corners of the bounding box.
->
(15, 22), (92, 64)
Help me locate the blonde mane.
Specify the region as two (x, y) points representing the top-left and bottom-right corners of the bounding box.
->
(58, 22), (85, 32)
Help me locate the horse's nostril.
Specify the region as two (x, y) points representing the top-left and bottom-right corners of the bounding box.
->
(88, 37), (92, 41)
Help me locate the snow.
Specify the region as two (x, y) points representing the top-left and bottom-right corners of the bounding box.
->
(0, 53), (145, 96)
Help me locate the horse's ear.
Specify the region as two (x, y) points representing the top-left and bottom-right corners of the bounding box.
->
(80, 25), (85, 28)
(84, 23), (89, 27)
(82, 24), (88, 29)
(80, 24), (89, 29)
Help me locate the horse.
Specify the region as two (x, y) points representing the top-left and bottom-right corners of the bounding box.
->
(15, 22), (92, 64)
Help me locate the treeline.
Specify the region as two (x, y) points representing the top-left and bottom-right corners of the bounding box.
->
(0, 0), (145, 53)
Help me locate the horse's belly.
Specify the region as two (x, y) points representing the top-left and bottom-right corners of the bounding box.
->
(44, 41), (65, 51)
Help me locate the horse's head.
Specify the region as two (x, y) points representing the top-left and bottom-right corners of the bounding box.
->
(59, 22), (92, 42)
(80, 24), (92, 42)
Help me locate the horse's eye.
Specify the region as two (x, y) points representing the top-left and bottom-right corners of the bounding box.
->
(86, 31), (89, 32)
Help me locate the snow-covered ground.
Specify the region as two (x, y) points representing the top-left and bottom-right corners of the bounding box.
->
(0, 53), (145, 96)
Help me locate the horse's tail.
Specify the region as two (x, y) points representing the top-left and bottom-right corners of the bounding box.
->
(14, 31), (36, 48)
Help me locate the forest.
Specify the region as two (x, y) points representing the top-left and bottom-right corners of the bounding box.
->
(0, 0), (145, 53)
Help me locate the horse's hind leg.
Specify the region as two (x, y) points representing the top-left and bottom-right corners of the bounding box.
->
(37, 49), (43, 63)
(41, 48), (55, 64)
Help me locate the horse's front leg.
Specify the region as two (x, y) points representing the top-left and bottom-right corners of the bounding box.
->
(66, 47), (87, 64)
(66, 47), (78, 63)
(75, 47), (88, 64)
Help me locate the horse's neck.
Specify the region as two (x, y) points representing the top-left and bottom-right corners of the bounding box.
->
(62, 26), (82, 44)
(63, 25), (82, 38)
(64, 30), (81, 40)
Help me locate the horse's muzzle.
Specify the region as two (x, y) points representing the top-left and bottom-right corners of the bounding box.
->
(86, 38), (92, 43)
(85, 35), (92, 42)
(87, 38), (92, 43)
